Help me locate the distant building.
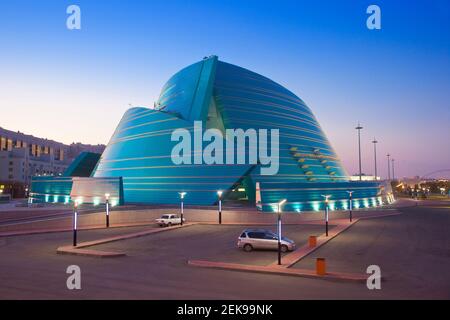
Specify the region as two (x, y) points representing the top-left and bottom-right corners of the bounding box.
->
(0, 127), (105, 197)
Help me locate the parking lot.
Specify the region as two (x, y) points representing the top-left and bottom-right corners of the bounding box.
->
(1, 201), (449, 299)
(94, 224), (326, 266)
(0, 222), (334, 299)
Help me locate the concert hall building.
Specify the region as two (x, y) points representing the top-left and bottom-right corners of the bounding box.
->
(30, 56), (393, 212)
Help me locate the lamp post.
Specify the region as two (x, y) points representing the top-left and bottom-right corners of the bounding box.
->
(73, 201), (78, 247)
(392, 158), (395, 181)
(372, 138), (378, 180)
(355, 123), (363, 181)
(217, 190), (223, 224)
(105, 193), (110, 228)
(346, 191), (354, 222)
(179, 192), (186, 226)
(277, 199), (287, 265)
(387, 154), (391, 180)
(321, 195), (331, 236)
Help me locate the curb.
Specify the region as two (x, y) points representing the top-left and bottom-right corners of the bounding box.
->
(188, 260), (367, 282)
(271, 218), (359, 268)
(56, 246), (126, 258)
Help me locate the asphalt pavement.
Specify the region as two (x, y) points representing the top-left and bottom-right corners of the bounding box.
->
(0, 201), (448, 299)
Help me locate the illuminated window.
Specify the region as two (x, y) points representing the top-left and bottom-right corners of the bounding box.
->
(0, 137), (6, 150)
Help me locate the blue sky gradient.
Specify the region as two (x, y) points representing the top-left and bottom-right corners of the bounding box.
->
(0, 0), (449, 178)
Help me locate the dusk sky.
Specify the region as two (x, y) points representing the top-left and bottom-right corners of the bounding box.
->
(1, 0), (449, 178)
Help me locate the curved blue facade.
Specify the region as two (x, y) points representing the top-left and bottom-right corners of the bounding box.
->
(92, 56), (392, 211)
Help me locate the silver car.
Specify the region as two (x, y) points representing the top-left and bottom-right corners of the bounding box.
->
(237, 228), (296, 252)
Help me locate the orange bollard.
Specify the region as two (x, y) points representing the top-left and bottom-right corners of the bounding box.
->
(308, 236), (317, 247)
(316, 258), (326, 275)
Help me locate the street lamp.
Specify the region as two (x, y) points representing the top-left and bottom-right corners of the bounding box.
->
(355, 123), (363, 181)
(277, 199), (287, 265)
(346, 191), (354, 222)
(387, 154), (391, 180)
(105, 193), (110, 228)
(391, 158), (395, 181)
(217, 190), (223, 224)
(73, 201), (78, 246)
(179, 192), (186, 226)
(372, 138), (378, 180)
(321, 195), (331, 236)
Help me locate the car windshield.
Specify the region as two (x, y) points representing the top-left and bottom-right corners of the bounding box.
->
(161, 215), (169, 219)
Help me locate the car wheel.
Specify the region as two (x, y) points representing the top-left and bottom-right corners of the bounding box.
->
(280, 245), (289, 253)
(243, 244), (253, 252)
(167, 222), (172, 227)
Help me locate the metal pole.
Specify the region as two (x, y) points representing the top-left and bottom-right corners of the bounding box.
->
(277, 204), (281, 265)
(372, 138), (378, 180)
(179, 192), (186, 226)
(392, 159), (395, 180)
(356, 123), (363, 181)
(181, 199), (184, 226)
(219, 199), (222, 224)
(348, 192), (353, 222)
(387, 154), (391, 180)
(106, 199), (110, 228)
(325, 202), (329, 236)
(73, 203), (78, 247)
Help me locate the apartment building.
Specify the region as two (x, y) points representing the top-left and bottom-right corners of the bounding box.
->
(0, 127), (104, 197)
